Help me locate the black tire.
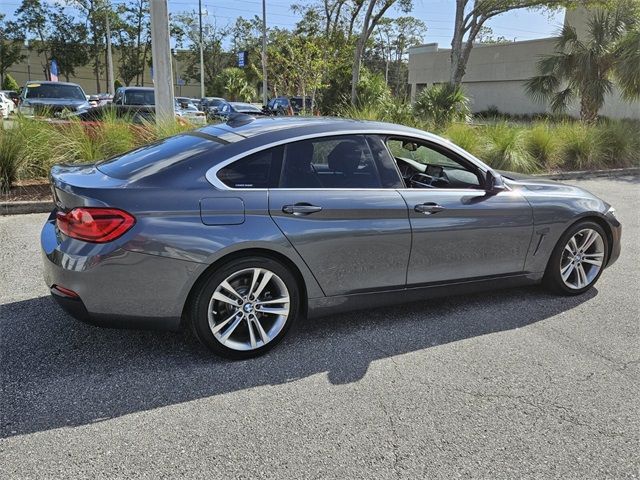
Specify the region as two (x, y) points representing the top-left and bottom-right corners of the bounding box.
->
(189, 256), (301, 359)
(543, 220), (609, 296)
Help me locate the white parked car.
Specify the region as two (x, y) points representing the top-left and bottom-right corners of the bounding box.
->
(0, 91), (15, 117)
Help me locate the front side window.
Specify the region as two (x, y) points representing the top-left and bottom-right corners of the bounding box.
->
(217, 147), (282, 189)
(387, 138), (482, 189)
(280, 135), (382, 189)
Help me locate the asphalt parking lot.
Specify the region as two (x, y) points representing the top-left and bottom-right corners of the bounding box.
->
(1, 175), (638, 479)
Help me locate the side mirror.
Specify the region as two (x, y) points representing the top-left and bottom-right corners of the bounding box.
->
(485, 170), (507, 194)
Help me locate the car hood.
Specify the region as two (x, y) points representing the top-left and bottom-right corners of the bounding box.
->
(499, 170), (608, 206)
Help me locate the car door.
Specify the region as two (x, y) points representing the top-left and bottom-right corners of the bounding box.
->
(385, 137), (534, 285)
(268, 135), (411, 297)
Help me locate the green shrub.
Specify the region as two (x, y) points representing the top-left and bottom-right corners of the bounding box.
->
(482, 123), (540, 173)
(414, 84), (470, 127)
(524, 122), (560, 169)
(441, 123), (482, 157)
(596, 120), (640, 168)
(555, 122), (602, 170)
(0, 125), (24, 193)
(355, 70), (391, 108)
(2, 74), (19, 92)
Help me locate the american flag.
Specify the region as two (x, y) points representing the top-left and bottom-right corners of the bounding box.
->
(50, 60), (59, 82)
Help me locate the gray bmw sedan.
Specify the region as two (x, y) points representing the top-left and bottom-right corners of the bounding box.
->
(41, 116), (621, 358)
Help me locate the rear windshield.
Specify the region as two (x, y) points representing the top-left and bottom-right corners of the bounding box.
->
(124, 89), (154, 105)
(97, 134), (215, 180)
(24, 83), (85, 100)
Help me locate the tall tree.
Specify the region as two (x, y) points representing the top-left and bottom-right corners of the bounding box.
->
(70, 0), (107, 93)
(449, 1), (601, 86)
(13, 0), (51, 79)
(525, 4), (640, 122)
(174, 14), (232, 96)
(113, 0), (150, 86)
(48, 6), (89, 82)
(350, 0), (412, 104)
(0, 14), (25, 85)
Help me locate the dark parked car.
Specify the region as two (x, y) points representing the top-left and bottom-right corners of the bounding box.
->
(112, 86), (154, 106)
(71, 104), (155, 124)
(18, 81), (90, 116)
(42, 117), (621, 359)
(267, 96), (312, 115)
(215, 101), (266, 120)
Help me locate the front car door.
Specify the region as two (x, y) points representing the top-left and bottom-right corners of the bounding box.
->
(383, 136), (534, 285)
(268, 134), (411, 297)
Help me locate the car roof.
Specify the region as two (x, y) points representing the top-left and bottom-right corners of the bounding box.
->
(199, 116), (432, 141)
(121, 87), (153, 91)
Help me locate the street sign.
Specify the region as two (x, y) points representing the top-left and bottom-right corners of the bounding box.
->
(237, 51), (248, 68)
(177, 78), (185, 86)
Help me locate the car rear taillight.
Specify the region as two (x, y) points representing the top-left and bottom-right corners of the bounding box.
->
(56, 207), (135, 243)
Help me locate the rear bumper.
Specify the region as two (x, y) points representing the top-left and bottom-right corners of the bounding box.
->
(41, 216), (203, 331)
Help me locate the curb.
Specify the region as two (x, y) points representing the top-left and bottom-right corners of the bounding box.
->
(1, 200), (54, 216)
(1, 167), (638, 216)
(533, 167), (640, 180)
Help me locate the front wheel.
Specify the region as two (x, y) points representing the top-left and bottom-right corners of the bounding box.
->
(543, 220), (608, 295)
(190, 256), (301, 359)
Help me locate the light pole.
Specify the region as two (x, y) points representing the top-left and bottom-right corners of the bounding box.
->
(172, 49), (181, 96)
(149, 0), (175, 124)
(198, 0), (205, 98)
(25, 39), (31, 81)
(105, 2), (115, 95)
(261, 0), (267, 106)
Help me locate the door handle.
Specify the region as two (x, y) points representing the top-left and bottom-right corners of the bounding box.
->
(414, 203), (445, 215)
(282, 203), (323, 215)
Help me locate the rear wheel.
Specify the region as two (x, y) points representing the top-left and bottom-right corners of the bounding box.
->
(190, 256), (300, 359)
(543, 220), (608, 295)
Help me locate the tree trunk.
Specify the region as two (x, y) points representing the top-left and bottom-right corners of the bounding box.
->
(350, 0), (378, 105)
(580, 95), (599, 124)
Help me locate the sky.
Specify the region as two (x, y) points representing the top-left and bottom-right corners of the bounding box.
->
(1, 0), (566, 48)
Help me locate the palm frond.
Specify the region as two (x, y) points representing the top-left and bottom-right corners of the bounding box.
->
(550, 87), (575, 113)
(525, 75), (560, 103)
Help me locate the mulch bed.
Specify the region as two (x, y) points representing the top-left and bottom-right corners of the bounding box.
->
(1, 179), (52, 202)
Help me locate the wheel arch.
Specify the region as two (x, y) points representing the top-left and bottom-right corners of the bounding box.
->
(545, 213), (614, 274)
(180, 247), (310, 327)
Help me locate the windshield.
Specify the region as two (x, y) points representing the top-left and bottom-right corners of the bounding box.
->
(24, 83), (86, 101)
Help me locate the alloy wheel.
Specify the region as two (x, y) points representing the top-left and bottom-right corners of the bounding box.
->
(560, 228), (605, 290)
(207, 267), (290, 351)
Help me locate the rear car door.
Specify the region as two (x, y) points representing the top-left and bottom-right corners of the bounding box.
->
(268, 135), (411, 297)
(385, 137), (534, 285)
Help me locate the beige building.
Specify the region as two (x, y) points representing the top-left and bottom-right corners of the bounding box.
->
(408, 8), (640, 120)
(6, 47), (203, 98)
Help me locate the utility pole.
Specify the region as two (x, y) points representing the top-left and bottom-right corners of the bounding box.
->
(261, 0), (267, 106)
(199, 0), (205, 98)
(149, 0), (175, 124)
(105, 3), (115, 95)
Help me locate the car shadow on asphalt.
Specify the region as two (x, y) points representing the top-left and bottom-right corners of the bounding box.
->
(0, 286), (596, 438)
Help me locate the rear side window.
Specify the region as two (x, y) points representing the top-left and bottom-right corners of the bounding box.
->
(97, 134), (214, 180)
(217, 147), (283, 188)
(279, 135), (382, 189)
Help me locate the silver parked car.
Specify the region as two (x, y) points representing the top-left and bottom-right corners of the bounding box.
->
(42, 116), (621, 358)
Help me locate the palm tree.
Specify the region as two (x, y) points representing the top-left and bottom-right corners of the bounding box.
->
(526, 5), (640, 123)
(219, 67), (256, 102)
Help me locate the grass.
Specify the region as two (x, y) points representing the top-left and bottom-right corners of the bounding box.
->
(339, 103), (639, 173)
(1, 108), (639, 192)
(0, 115), (196, 191)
